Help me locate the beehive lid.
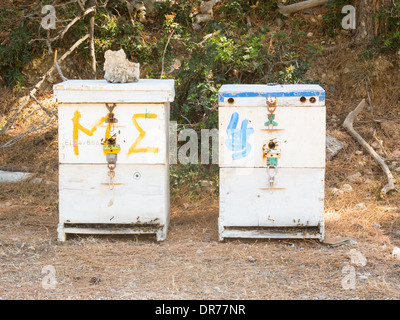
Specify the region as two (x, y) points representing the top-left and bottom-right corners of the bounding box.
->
(54, 79), (175, 103)
(218, 83), (325, 106)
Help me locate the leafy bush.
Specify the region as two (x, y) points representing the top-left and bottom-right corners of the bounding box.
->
(377, 0), (400, 52)
(322, 0), (352, 37)
(0, 8), (37, 89)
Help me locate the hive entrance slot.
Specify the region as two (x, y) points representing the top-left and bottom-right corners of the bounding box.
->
(268, 141), (276, 149)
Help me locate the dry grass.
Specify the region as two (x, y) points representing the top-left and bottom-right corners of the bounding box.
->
(0, 155), (399, 300)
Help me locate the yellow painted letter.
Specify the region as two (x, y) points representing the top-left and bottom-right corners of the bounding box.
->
(72, 110), (106, 155)
(128, 113), (159, 155)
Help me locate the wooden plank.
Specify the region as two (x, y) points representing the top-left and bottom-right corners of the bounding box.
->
(54, 79), (175, 103)
(220, 228), (323, 240)
(63, 227), (159, 234)
(218, 84), (325, 107)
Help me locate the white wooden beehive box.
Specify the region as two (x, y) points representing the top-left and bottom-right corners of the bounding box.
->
(54, 79), (174, 241)
(218, 84), (326, 241)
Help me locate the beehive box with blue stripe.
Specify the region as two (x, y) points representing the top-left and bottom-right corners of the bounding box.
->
(218, 84), (326, 241)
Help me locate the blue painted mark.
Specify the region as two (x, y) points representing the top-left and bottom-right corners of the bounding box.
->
(225, 112), (254, 160)
(219, 91), (325, 102)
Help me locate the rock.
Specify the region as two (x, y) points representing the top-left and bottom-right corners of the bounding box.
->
(372, 223), (381, 228)
(372, 141), (381, 149)
(31, 178), (43, 184)
(192, 22), (202, 30)
(0, 170), (33, 183)
(341, 184), (353, 192)
(329, 188), (344, 196)
(392, 247), (400, 260)
(349, 249), (367, 266)
(364, 178), (373, 184)
(347, 172), (362, 183)
(326, 135), (344, 161)
(200, 0), (219, 14)
(0, 201), (12, 208)
(356, 203), (366, 209)
(199, 180), (214, 191)
(169, 58), (182, 72)
(381, 122), (400, 141)
(196, 249), (203, 254)
(104, 49), (140, 83)
(275, 17), (284, 27)
(192, 0), (219, 27)
(392, 150), (400, 158)
(307, 32), (313, 38)
(248, 256), (256, 263)
(355, 150), (363, 155)
(89, 276), (101, 285)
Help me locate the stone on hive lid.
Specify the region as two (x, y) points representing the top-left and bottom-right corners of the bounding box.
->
(103, 49), (140, 83)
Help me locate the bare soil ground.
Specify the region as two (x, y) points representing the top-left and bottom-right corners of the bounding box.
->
(0, 176), (400, 300)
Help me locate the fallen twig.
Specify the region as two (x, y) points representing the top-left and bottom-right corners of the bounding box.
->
(29, 93), (53, 117)
(343, 99), (396, 198)
(365, 79), (374, 114)
(372, 129), (390, 159)
(278, 0), (327, 16)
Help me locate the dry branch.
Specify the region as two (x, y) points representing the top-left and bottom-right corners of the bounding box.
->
(0, 34), (90, 138)
(29, 93), (53, 117)
(88, 0), (97, 78)
(343, 99), (396, 198)
(160, 30), (174, 79)
(30, 7), (96, 44)
(278, 0), (327, 16)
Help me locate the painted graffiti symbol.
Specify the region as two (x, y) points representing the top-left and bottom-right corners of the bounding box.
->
(225, 112), (254, 160)
(72, 110), (159, 157)
(72, 110), (107, 155)
(128, 113), (159, 155)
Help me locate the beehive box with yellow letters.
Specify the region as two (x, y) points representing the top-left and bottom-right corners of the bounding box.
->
(218, 84), (326, 241)
(54, 79), (174, 241)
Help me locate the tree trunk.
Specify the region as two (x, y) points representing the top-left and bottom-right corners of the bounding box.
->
(354, 0), (391, 44)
